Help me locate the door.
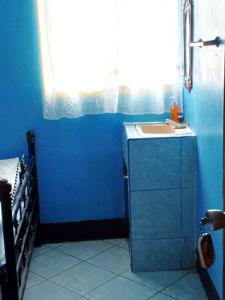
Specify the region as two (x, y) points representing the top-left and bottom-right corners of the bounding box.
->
(201, 45), (225, 299)
(223, 47), (225, 300)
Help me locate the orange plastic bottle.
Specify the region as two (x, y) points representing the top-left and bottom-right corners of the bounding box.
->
(170, 101), (179, 122)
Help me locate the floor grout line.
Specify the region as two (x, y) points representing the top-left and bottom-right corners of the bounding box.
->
(31, 248), (52, 258)
(45, 277), (84, 298)
(103, 238), (129, 248)
(44, 243), (64, 249)
(82, 273), (121, 298)
(30, 246), (128, 281)
(83, 275), (159, 300)
(119, 273), (161, 293)
(79, 269), (161, 298)
(119, 269), (191, 294)
(29, 248), (194, 295)
(30, 245), (148, 298)
(147, 290), (180, 300)
(156, 270), (196, 298)
(49, 268), (118, 298)
(50, 243), (116, 262)
(25, 274), (46, 291)
(159, 293), (181, 300)
(106, 244), (129, 251)
(27, 241), (206, 300)
(30, 260), (84, 282)
(147, 292), (180, 300)
(25, 275), (84, 298)
(34, 239), (129, 262)
(31, 247), (79, 262)
(84, 259), (130, 276)
(26, 270), (50, 281)
(46, 260), (84, 280)
(85, 244), (130, 260)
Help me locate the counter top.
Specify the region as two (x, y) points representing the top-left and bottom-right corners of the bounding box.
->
(123, 122), (195, 140)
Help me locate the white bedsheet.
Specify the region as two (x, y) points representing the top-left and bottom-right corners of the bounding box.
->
(0, 157), (20, 267)
(0, 207), (5, 267)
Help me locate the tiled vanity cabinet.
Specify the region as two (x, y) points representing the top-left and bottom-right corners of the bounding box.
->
(123, 123), (196, 272)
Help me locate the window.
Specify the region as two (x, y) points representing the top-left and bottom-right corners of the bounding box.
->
(36, 0), (180, 119)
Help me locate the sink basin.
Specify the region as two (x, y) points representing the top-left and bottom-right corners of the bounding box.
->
(136, 124), (175, 134)
(136, 123), (193, 135)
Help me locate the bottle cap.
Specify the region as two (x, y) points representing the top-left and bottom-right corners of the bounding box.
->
(169, 96), (176, 105)
(178, 114), (184, 123)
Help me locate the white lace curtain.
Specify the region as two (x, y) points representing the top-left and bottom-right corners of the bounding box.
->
(36, 0), (180, 119)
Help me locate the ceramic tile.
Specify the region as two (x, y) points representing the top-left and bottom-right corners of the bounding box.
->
(181, 237), (196, 269)
(131, 190), (181, 239)
(45, 242), (64, 249)
(181, 137), (196, 188)
(29, 249), (81, 278)
(24, 280), (81, 300)
(129, 138), (181, 190)
(57, 240), (113, 260)
(103, 238), (129, 250)
(122, 269), (188, 291)
(86, 276), (157, 300)
(87, 245), (130, 274)
(51, 262), (116, 296)
(163, 272), (208, 300)
(26, 239), (206, 300)
(150, 293), (177, 300)
(181, 188), (196, 235)
(32, 245), (51, 258)
(25, 272), (45, 290)
(131, 239), (181, 272)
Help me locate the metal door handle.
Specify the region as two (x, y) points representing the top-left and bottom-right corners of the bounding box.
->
(200, 209), (225, 231)
(189, 36), (221, 48)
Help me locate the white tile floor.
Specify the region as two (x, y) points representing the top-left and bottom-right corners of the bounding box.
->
(24, 239), (208, 300)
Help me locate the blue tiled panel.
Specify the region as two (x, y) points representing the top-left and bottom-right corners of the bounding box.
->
(181, 137), (196, 188)
(131, 189), (181, 239)
(181, 188), (196, 235)
(131, 239), (181, 272)
(181, 237), (196, 269)
(129, 138), (181, 190)
(124, 129), (196, 272)
(122, 127), (128, 167)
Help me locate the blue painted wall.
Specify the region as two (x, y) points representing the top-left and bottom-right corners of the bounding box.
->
(0, 1), (167, 224)
(2, 2), (223, 296)
(183, 0), (224, 298)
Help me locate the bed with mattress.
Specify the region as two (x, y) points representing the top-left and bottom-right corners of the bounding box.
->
(0, 131), (40, 300)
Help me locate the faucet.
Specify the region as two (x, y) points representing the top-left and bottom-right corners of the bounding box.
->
(165, 119), (187, 129)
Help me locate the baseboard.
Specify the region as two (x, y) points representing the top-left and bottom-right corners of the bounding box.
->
(196, 254), (221, 300)
(38, 218), (129, 244)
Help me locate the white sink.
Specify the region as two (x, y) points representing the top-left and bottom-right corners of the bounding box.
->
(136, 123), (193, 135)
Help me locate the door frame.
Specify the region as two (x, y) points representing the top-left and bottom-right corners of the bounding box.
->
(223, 46), (225, 300)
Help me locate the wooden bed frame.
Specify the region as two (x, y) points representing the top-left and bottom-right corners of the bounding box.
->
(0, 131), (40, 300)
